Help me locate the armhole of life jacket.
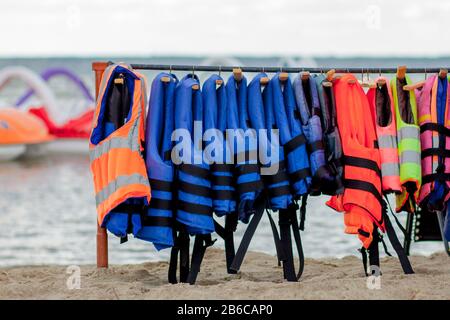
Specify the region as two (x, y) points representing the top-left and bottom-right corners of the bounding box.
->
(396, 78), (414, 125)
(375, 84), (392, 127)
(105, 72), (132, 131)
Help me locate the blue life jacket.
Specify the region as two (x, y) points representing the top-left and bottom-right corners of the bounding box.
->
(268, 73), (311, 198)
(173, 74), (214, 235)
(293, 75), (335, 195)
(248, 73), (293, 210)
(142, 72), (177, 250)
(95, 66), (148, 243)
(313, 74), (344, 195)
(203, 74), (236, 216)
(226, 75), (263, 223)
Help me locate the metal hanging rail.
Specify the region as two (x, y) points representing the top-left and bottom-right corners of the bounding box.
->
(127, 64), (447, 74)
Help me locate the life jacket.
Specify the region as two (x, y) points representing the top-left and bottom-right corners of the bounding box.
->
(269, 73), (311, 198)
(144, 72), (178, 250)
(391, 75), (422, 213)
(247, 73), (293, 210)
(203, 74), (239, 275)
(226, 75), (264, 223)
(89, 64), (151, 240)
(417, 75), (450, 211)
(169, 74), (215, 285)
(293, 75), (336, 195)
(313, 74), (344, 195)
(202, 74), (236, 216)
(173, 74), (214, 235)
(366, 77), (401, 194)
(326, 74), (385, 249)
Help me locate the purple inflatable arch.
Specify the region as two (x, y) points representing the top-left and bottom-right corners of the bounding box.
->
(15, 67), (94, 107)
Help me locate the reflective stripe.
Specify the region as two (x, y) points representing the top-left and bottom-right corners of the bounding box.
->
(89, 120), (140, 162)
(419, 114), (431, 123)
(399, 150), (421, 164)
(378, 134), (397, 149)
(398, 126), (419, 140)
(381, 162), (400, 177)
(95, 173), (150, 206)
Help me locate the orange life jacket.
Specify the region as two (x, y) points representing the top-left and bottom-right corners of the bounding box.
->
(326, 74), (385, 249)
(366, 78), (401, 194)
(89, 64), (151, 226)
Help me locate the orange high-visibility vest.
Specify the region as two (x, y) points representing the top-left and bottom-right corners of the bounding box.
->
(90, 64), (151, 225)
(327, 74), (385, 249)
(367, 77), (401, 194)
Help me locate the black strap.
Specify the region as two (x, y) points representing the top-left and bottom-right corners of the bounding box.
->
(360, 247), (368, 276)
(210, 163), (234, 172)
(279, 208), (296, 281)
(284, 134), (307, 155)
(421, 148), (450, 159)
(168, 227), (190, 284)
(141, 216), (172, 227)
(111, 203), (144, 213)
(299, 196), (307, 231)
(149, 179), (172, 192)
(211, 175), (234, 187)
(178, 164), (210, 180)
(344, 179), (383, 206)
(149, 199), (173, 210)
(179, 180), (211, 197)
(214, 213), (238, 274)
(420, 122), (450, 136)
(289, 168), (311, 183)
(236, 164), (259, 175)
(212, 189), (235, 200)
(177, 200), (213, 216)
(382, 206), (415, 274)
(267, 184), (291, 198)
(236, 180), (264, 194)
(384, 194), (407, 236)
(342, 155), (381, 177)
(264, 169), (290, 185)
(360, 225), (380, 276)
(308, 140), (325, 153)
(267, 210), (285, 267)
(187, 234), (215, 284)
(230, 197), (266, 272)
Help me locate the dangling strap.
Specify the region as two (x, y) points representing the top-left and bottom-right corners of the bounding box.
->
(382, 209), (415, 274)
(360, 225), (380, 277)
(168, 226), (190, 284)
(267, 210), (284, 267)
(279, 208), (296, 281)
(214, 212), (239, 274)
(299, 196), (307, 231)
(384, 194), (407, 236)
(187, 234), (216, 285)
(271, 204), (305, 281)
(230, 196), (267, 272)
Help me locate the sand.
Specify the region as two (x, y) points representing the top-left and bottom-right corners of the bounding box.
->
(0, 249), (449, 300)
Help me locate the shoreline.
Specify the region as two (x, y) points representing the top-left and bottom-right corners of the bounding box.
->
(1, 249), (449, 299)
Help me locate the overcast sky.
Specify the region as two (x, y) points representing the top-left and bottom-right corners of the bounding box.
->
(1, 0), (449, 57)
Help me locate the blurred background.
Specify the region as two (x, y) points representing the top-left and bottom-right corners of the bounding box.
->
(0, 0), (448, 266)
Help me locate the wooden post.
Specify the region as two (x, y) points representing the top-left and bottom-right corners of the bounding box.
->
(92, 61), (109, 268)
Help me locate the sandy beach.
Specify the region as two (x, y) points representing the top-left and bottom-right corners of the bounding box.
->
(0, 249), (449, 300)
